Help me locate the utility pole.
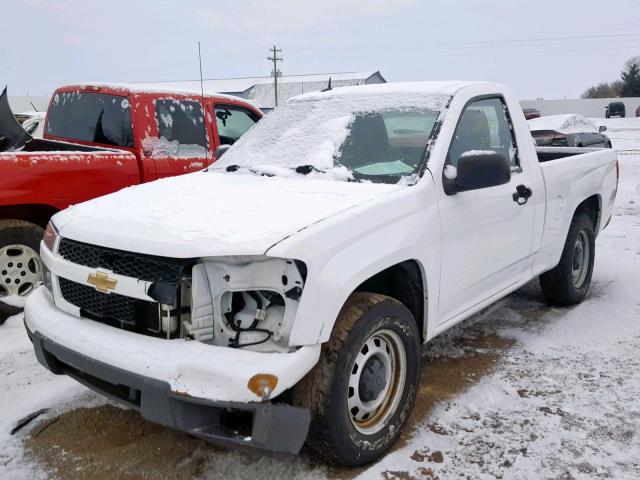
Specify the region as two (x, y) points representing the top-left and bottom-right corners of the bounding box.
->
(268, 45), (283, 107)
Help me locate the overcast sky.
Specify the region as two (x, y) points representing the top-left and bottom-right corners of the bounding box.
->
(3, 0), (639, 100)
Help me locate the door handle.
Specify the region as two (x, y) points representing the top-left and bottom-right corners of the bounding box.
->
(513, 184), (533, 205)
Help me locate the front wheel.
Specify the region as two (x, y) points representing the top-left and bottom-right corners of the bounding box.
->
(295, 292), (421, 466)
(539, 213), (595, 305)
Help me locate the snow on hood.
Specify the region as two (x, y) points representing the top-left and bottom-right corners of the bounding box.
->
(53, 171), (402, 258)
(528, 114), (599, 134)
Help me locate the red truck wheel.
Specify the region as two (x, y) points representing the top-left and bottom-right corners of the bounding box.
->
(0, 220), (44, 299)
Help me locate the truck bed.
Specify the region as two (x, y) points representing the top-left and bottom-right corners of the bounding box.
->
(536, 146), (605, 163)
(0, 147), (140, 212)
(534, 146), (618, 274)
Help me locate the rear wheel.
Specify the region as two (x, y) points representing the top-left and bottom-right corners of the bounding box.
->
(0, 220), (44, 299)
(295, 292), (421, 466)
(539, 213), (595, 305)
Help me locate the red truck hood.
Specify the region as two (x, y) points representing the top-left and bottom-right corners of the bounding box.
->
(53, 171), (401, 258)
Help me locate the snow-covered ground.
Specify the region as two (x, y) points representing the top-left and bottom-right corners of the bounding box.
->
(591, 117), (640, 154)
(1, 117), (639, 479)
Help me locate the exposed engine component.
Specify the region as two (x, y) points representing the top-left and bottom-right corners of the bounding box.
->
(181, 264), (213, 341)
(159, 303), (179, 337)
(182, 257), (305, 352)
(222, 290), (285, 348)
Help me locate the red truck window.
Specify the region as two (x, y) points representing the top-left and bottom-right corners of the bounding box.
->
(47, 92), (134, 148)
(214, 105), (260, 145)
(143, 99), (208, 158)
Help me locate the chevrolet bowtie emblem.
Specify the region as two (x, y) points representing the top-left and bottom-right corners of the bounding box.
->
(87, 271), (118, 293)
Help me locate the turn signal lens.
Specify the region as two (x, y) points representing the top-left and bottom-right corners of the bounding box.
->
(247, 374), (278, 400)
(43, 221), (58, 253)
(42, 263), (53, 292)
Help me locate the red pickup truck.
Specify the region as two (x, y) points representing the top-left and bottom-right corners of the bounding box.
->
(0, 84), (262, 301)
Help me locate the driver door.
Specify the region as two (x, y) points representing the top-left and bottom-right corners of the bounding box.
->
(436, 97), (536, 324)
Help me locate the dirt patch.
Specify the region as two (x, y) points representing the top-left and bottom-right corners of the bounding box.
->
(26, 405), (214, 480)
(409, 333), (514, 436)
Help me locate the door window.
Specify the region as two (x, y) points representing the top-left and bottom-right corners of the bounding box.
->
(215, 105), (259, 145)
(447, 97), (519, 170)
(144, 99), (207, 158)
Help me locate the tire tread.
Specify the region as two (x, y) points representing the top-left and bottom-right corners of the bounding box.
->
(540, 213), (594, 305)
(295, 292), (391, 464)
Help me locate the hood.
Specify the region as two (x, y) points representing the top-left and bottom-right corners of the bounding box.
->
(53, 171), (402, 258)
(0, 87), (32, 152)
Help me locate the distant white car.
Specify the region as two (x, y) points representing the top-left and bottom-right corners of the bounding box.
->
(20, 112), (46, 138)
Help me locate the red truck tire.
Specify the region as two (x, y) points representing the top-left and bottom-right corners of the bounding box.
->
(0, 219), (44, 299)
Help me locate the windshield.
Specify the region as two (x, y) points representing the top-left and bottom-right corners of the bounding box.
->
(46, 91), (134, 148)
(212, 92), (448, 184)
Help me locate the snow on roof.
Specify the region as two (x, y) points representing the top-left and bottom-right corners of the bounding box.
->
(291, 81), (495, 102)
(528, 114), (598, 134)
(66, 83), (251, 104)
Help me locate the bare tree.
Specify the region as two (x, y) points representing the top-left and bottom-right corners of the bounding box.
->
(580, 81), (621, 99)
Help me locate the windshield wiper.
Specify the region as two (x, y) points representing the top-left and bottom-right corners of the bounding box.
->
(294, 165), (326, 175)
(211, 164), (325, 177)
(213, 164), (274, 177)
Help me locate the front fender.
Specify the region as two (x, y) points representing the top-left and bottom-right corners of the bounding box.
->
(268, 181), (442, 346)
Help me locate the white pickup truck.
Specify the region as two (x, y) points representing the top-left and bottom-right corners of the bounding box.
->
(24, 82), (618, 466)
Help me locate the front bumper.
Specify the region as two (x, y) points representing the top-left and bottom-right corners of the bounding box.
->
(24, 287), (321, 454)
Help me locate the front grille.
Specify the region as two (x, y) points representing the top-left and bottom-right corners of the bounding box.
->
(59, 277), (158, 332)
(58, 238), (190, 283)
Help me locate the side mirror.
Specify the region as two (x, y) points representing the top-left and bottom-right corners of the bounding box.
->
(443, 151), (511, 195)
(599, 125), (607, 133)
(215, 144), (231, 160)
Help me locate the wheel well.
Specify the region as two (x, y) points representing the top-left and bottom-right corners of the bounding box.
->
(355, 260), (426, 342)
(574, 195), (601, 231)
(0, 204), (59, 229)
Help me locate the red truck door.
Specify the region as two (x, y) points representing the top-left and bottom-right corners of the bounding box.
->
(138, 94), (215, 180)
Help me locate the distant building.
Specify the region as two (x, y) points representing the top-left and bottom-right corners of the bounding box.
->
(8, 96), (50, 114)
(141, 71), (387, 109)
(5, 71), (387, 115)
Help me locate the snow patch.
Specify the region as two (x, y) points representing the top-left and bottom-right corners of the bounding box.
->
(0, 295), (26, 308)
(529, 114), (599, 134)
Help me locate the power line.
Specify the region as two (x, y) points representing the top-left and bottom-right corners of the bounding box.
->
(268, 45), (283, 106)
(285, 32), (640, 52)
(287, 45), (640, 60)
